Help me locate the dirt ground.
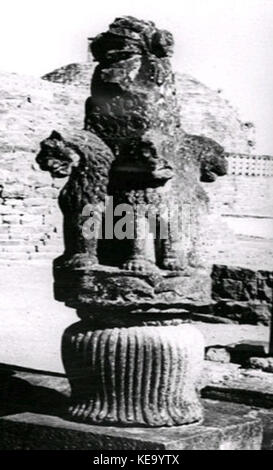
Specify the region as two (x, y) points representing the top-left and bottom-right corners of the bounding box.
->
(0, 263), (269, 373)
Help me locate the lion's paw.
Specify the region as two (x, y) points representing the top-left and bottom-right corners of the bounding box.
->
(122, 258), (158, 274)
(67, 253), (98, 269)
(160, 258), (183, 271)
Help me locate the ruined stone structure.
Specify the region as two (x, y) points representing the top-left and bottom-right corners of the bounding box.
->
(1, 21), (272, 331)
(35, 16), (230, 426)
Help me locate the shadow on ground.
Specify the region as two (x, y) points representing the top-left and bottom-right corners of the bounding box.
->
(0, 362), (272, 449)
(0, 363), (69, 418)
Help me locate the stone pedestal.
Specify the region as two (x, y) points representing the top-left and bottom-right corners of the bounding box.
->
(62, 323), (204, 427)
(0, 400), (262, 450)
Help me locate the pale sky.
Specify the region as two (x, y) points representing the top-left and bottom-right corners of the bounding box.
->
(1, 0), (273, 154)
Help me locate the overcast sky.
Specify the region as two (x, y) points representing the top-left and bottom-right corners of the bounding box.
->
(1, 0), (272, 154)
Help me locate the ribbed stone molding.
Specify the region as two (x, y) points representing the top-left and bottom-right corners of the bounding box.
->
(62, 322), (204, 427)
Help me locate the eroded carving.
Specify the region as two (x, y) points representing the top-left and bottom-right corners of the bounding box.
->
(62, 322), (204, 426)
(36, 130), (114, 268)
(83, 16), (227, 273)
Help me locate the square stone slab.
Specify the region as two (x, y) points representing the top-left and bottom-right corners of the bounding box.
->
(0, 400), (262, 450)
(0, 366), (263, 450)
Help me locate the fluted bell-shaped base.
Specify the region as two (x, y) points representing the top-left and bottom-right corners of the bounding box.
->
(62, 323), (204, 427)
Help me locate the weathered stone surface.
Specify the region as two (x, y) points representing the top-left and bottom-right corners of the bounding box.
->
(36, 16), (227, 310)
(210, 265), (272, 325)
(248, 357), (273, 373)
(43, 63), (95, 88)
(62, 323), (204, 427)
(203, 361), (273, 408)
(86, 17), (180, 161)
(204, 341), (269, 365)
(43, 62), (256, 155)
(73, 16), (226, 277)
(213, 300), (271, 325)
(205, 346), (231, 363)
(270, 316), (273, 356)
(0, 401), (262, 450)
(36, 129), (115, 269)
(259, 408), (273, 450)
(227, 340), (269, 364)
(212, 265), (273, 302)
(53, 265), (212, 312)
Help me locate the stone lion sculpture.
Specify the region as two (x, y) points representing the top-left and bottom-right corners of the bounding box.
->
(36, 129), (114, 270)
(84, 16), (227, 272)
(36, 16), (227, 275)
(36, 131), (227, 275)
(37, 16), (227, 275)
(85, 16), (180, 169)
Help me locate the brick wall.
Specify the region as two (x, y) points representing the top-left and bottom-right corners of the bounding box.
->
(202, 175), (273, 270)
(204, 174), (273, 217)
(175, 74), (255, 154)
(0, 70), (85, 263)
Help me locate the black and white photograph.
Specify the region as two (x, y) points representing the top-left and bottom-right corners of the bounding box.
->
(0, 0), (272, 454)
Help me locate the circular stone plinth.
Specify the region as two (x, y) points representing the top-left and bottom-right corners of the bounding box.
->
(62, 322), (204, 427)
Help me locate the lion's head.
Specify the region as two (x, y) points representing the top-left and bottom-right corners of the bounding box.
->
(109, 138), (174, 191)
(36, 131), (80, 178)
(179, 135), (228, 183)
(199, 142), (228, 182)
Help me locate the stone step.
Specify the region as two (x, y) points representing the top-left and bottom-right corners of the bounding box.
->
(0, 235), (45, 242)
(0, 240), (32, 246)
(29, 251), (60, 257)
(0, 237), (61, 247)
(0, 235), (11, 240)
(0, 245), (37, 253)
(0, 253), (30, 260)
(37, 243), (62, 250)
(0, 226), (10, 233)
(8, 226), (53, 234)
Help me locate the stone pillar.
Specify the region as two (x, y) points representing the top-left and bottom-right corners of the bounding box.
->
(36, 15), (227, 428)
